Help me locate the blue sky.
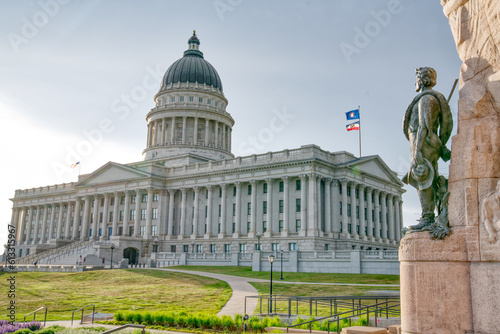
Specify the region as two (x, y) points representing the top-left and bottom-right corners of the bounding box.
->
(0, 0), (462, 248)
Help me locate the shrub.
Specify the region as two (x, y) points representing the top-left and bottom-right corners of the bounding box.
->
(114, 312), (124, 322)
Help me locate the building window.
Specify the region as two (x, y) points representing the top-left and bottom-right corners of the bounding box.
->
(233, 203), (236, 216)
(356, 225), (360, 234)
(131, 195), (136, 204)
(279, 200), (284, 213)
(171, 245), (176, 253)
(247, 202), (251, 215)
(100, 198), (104, 206)
(152, 208), (158, 219)
(224, 244), (231, 253)
(110, 197), (115, 206)
(180, 96), (185, 102)
(183, 245), (189, 252)
(176, 123), (183, 140)
(296, 198), (301, 212)
(263, 183), (267, 194)
(233, 186), (237, 196)
(263, 201), (267, 214)
(347, 187), (351, 196)
(218, 223), (221, 234)
(348, 224), (352, 233)
(152, 225), (158, 236)
(198, 97), (203, 103)
(340, 202), (342, 215)
(347, 204), (351, 217)
(279, 181), (284, 192)
(197, 124), (205, 142)
(355, 188), (359, 199)
(356, 206), (360, 218)
(140, 226), (146, 236)
(279, 220), (283, 232)
(247, 222), (251, 233)
(196, 245), (202, 253)
(99, 212), (103, 223)
(119, 210), (124, 221)
(109, 211), (113, 223)
(324, 244), (329, 251)
(248, 184), (252, 195)
(239, 244), (247, 253)
(218, 205), (221, 217)
(141, 209), (147, 220)
(232, 222), (235, 233)
(296, 219), (301, 231)
(296, 179), (301, 191)
(205, 206), (208, 218)
(215, 101), (219, 107)
(272, 243), (279, 251)
(171, 97), (175, 103)
(210, 244), (216, 253)
(189, 96), (194, 102)
(263, 221), (267, 232)
(207, 99), (212, 105)
(120, 196), (125, 205)
(339, 186), (342, 194)
(289, 243), (297, 251)
(219, 187), (222, 197)
(364, 208), (367, 220)
(153, 192), (159, 201)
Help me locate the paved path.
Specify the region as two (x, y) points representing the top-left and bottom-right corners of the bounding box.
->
(156, 268), (400, 317)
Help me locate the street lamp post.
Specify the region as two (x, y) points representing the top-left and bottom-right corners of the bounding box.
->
(256, 232), (261, 251)
(280, 249), (284, 280)
(110, 244), (115, 270)
(268, 254), (275, 314)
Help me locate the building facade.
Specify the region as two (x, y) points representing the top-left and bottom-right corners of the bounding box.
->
(9, 33), (405, 269)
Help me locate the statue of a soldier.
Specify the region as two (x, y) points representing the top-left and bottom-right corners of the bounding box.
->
(402, 67), (453, 239)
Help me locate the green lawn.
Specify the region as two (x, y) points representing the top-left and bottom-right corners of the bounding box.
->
(0, 269), (231, 321)
(173, 266), (400, 285)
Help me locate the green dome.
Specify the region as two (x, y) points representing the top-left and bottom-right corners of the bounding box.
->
(160, 32), (223, 92)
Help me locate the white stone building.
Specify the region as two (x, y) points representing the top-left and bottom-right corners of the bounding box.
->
(9, 33), (404, 271)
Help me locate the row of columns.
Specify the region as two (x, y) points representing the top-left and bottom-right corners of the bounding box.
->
(12, 188), (160, 245)
(147, 116), (232, 151)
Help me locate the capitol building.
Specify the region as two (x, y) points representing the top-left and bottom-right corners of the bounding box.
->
(9, 33), (405, 272)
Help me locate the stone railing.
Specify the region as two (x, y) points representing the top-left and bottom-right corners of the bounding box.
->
(14, 183), (76, 198)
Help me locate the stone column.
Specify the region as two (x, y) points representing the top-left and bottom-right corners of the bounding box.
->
(65, 203), (73, 240)
(307, 173), (318, 236)
(167, 189), (175, 236)
(350, 182), (357, 238)
(220, 184), (227, 236)
(81, 196), (91, 240)
(91, 195), (100, 240)
(192, 187), (200, 236)
(266, 178), (274, 236)
(112, 192), (119, 237)
(373, 190), (381, 242)
(317, 176), (322, 234)
(398, 198), (403, 241)
(147, 122), (151, 147)
(101, 193), (110, 240)
(133, 190), (141, 237)
(359, 185), (366, 240)
(179, 188), (187, 238)
(299, 175), (307, 236)
(366, 187), (374, 240)
(380, 192), (388, 242)
(331, 180), (341, 236)
(324, 178), (332, 236)
(145, 188), (153, 239)
(72, 198), (81, 240)
(222, 124), (226, 150)
(18, 208), (26, 243)
(181, 116), (187, 144)
(214, 121), (219, 147)
(249, 181), (257, 236)
(206, 185), (213, 236)
(161, 118), (166, 145)
(193, 117), (198, 145)
(205, 119), (210, 145)
(25, 207), (33, 244)
(387, 194), (395, 244)
(56, 204), (64, 239)
(170, 116), (176, 143)
(228, 128), (232, 152)
(40, 204), (48, 243)
(32, 205), (41, 244)
(234, 182), (241, 236)
(282, 177), (289, 236)
(123, 191), (130, 236)
(340, 179), (349, 237)
(10, 207), (20, 240)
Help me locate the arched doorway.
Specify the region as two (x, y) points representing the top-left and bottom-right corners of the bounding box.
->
(123, 247), (139, 265)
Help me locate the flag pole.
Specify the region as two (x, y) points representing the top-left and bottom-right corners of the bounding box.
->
(358, 105), (361, 157)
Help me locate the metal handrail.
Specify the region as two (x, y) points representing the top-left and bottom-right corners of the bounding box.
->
(71, 304), (95, 326)
(101, 324), (146, 334)
(23, 307), (47, 326)
(286, 300), (400, 333)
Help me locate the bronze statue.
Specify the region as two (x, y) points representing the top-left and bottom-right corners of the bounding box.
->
(402, 67), (453, 239)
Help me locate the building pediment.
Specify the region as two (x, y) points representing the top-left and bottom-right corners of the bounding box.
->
(339, 156), (404, 187)
(75, 162), (153, 187)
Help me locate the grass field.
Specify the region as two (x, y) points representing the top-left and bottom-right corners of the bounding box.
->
(173, 266), (400, 285)
(0, 269), (231, 321)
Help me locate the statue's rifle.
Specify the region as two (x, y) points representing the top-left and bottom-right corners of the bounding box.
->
(447, 78), (459, 103)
